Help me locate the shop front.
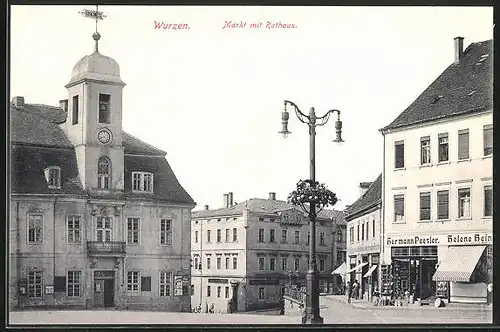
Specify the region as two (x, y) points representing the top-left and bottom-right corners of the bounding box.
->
(362, 254), (379, 301)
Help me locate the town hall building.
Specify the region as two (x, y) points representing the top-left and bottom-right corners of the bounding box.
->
(9, 29), (195, 311)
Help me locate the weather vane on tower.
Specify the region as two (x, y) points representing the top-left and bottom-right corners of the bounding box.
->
(79, 5), (107, 53)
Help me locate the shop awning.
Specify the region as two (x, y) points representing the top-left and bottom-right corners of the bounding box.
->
(331, 262), (346, 275)
(432, 245), (486, 282)
(346, 262), (368, 274)
(363, 264), (378, 278)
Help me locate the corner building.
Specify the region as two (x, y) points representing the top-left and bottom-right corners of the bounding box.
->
(9, 32), (195, 310)
(380, 38), (493, 304)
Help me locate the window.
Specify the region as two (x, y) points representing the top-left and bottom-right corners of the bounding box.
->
(207, 285), (211, 297)
(225, 256), (230, 269)
(194, 256), (199, 270)
(191, 285), (195, 296)
(372, 220), (375, 238)
(67, 215), (81, 243)
(420, 136), (431, 165)
(458, 129), (470, 160)
(258, 228), (264, 242)
(337, 229), (342, 242)
(207, 230), (211, 243)
(127, 271), (140, 294)
(28, 271), (43, 298)
(458, 188), (471, 218)
(159, 271), (171, 297)
(484, 185), (493, 217)
(232, 228), (237, 242)
(483, 125), (493, 156)
(225, 286), (230, 298)
(394, 140), (405, 169)
(281, 257), (287, 271)
(361, 224), (365, 240)
(217, 229), (221, 243)
(259, 287), (265, 300)
(217, 257), (221, 269)
(44, 166), (61, 189)
(67, 270), (81, 297)
(307, 232), (310, 245)
(356, 225), (359, 241)
(366, 222), (369, 239)
(419, 192), (431, 221)
(160, 219), (172, 245)
(225, 229), (230, 242)
(132, 172), (154, 193)
(259, 257), (265, 270)
(294, 257), (300, 271)
(270, 257), (276, 271)
(127, 218), (140, 244)
(437, 190), (449, 220)
(281, 229), (287, 243)
(269, 229), (275, 243)
(319, 258), (325, 271)
(319, 232), (325, 245)
(98, 93), (111, 124)
(195, 230), (198, 243)
(96, 216), (112, 242)
(438, 133), (449, 162)
(294, 231), (300, 244)
(394, 194), (405, 223)
(233, 256), (237, 269)
(349, 227), (354, 243)
(206, 257), (211, 269)
(97, 157), (111, 189)
(72, 95), (79, 125)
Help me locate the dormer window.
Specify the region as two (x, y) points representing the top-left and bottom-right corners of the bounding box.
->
(44, 166), (61, 189)
(97, 157), (111, 189)
(132, 172), (154, 193)
(98, 94), (111, 124)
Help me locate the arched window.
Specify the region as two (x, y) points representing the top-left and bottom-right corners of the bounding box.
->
(97, 157), (111, 189)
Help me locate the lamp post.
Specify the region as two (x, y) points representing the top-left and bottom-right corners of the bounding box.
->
(280, 100), (344, 325)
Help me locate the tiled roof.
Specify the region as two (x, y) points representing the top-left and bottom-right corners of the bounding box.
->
(344, 174), (382, 220)
(192, 198), (342, 221)
(382, 39), (493, 131)
(10, 105), (194, 205)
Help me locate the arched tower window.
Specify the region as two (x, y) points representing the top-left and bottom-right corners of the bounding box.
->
(97, 157), (111, 189)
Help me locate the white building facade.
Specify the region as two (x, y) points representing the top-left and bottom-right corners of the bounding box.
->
(380, 38), (493, 304)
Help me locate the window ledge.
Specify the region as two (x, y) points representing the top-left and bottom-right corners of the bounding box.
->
(436, 219), (451, 222)
(419, 164), (432, 168)
(417, 219), (433, 223)
(457, 158), (471, 163)
(392, 221), (406, 225)
(436, 161), (451, 166)
(482, 216), (493, 220)
(482, 154), (493, 160)
(394, 167), (406, 172)
(456, 217), (472, 221)
(47, 186), (61, 190)
(131, 190), (154, 194)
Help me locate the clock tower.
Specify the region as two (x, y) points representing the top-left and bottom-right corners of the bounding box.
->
(62, 31), (126, 192)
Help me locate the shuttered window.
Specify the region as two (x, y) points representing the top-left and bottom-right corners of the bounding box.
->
(419, 192), (431, 221)
(483, 125), (493, 156)
(484, 185), (493, 217)
(394, 194), (405, 222)
(394, 141), (405, 169)
(458, 129), (469, 160)
(437, 190), (449, 220)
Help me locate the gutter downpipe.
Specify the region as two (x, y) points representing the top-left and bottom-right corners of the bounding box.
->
(16, 201), (21, 307)
(381, 130), (386, 271)
(53, 196), (57, 307)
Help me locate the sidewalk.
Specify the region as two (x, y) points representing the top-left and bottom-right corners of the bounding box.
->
(322, 295), (492, 311)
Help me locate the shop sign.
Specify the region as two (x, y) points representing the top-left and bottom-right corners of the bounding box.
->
(174, 275), (183, 296)
(386, 232), (492, 246)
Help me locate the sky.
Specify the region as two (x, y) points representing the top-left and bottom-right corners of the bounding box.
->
(10, 6), (493, 211)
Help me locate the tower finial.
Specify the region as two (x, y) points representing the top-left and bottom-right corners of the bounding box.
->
(79, 5), (107, 53)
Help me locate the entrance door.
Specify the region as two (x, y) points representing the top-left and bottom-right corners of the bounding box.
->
(420, 259), (437, 300)
(104, 279), (115, 307)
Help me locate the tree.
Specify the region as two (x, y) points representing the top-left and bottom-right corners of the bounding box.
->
(287, 179), (338, 215)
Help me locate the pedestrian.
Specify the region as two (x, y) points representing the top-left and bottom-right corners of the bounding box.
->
(353, 280), (359, 300)
(346, 281), (352, 303)
(279, 298), (285, 315)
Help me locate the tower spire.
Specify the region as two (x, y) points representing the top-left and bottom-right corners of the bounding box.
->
(79, 5), (106, 53)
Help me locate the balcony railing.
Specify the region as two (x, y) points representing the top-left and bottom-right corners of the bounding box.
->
(87, 241), (126, 256)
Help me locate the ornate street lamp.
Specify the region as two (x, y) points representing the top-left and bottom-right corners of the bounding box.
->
(280, 100), (344, 324)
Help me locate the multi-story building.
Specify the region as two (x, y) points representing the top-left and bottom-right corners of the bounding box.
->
(345, 175), (382, 301)
(190, 192), (344, 313)
(9, 31), (195, 311)
(380, 37), (493, 304)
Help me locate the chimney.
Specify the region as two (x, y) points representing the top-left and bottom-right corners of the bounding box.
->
(454, 36), (464, 64)
(223, 194), (229, 208)
(269, 192), (276, 200)
(59, 99), (68, 112)
(228, 192), (234, 207)
(359, 182), (372, 197)
(12, 96), (25, 108)
(204, 205), (209, 210)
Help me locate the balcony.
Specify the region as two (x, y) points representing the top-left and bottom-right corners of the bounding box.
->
(87, 241), (126, 257)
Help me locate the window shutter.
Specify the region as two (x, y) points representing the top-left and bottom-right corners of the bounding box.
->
(394, 195), (404, 215)
(458, 129), (469, 159)
(141, 276), (152, 291)
(483, 125), (493, 155)
(437, 191), (449, 219)
(54, 276), (66, 292)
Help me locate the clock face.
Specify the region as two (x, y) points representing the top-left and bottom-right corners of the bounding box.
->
(97, 129), (112, 144)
